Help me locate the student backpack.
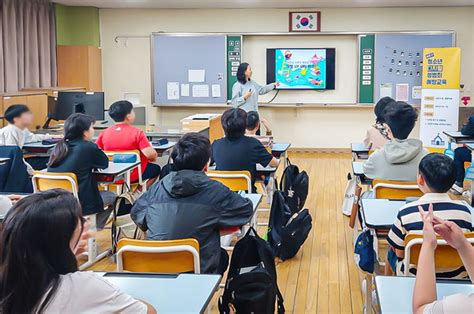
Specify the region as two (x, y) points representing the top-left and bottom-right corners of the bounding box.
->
(111, 185), (144, 253)
(267, 190), (312, 261)
(280, 160), (309, 214)
(219, 227), (284, 314)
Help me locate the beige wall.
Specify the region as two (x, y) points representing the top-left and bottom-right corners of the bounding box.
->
(99, 7), (474, 148)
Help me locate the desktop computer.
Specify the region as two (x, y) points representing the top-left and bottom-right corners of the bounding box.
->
(44, 91), (105, 129)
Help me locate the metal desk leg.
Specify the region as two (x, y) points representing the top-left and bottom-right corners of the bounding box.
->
(79, 214), (110, 270)
(365, 273), (373, 314)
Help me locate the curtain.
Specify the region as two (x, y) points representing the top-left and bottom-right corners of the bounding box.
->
(0, 0), (57, 93)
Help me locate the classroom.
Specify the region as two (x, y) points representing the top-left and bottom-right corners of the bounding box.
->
(0, 0), (473, 313)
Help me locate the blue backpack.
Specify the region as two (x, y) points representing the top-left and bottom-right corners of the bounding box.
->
(354, 229), (376, 273)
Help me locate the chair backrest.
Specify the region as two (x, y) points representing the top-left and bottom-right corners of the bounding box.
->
(403, 232), (474, 276)
(372, 179), (423, 200)
(116, 238), (200, 273)
(32, 171), (79, 198)
(207, 170), (252, 192)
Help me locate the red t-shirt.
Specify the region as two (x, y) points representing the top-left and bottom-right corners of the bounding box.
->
(96, 123), (152, 182)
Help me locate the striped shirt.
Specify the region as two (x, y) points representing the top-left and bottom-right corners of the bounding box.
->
(387, 193), (473, 278)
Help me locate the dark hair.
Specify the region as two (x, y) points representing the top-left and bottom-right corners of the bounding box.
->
(246, 111), (260, 130)
(237, 62), (250, 85)
(109, 100), (133, 122)
(48, 113), (95, 167)
(171, 133), (211, 171)
(419, 153), (456, 193)
(374, 97), (395, 124)
(4, 104), (30, 124)
(221, 108), (247, 138)
(0, 189), (84, 313)
(383, 101), (418, 140)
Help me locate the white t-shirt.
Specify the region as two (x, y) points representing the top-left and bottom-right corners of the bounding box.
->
(423, 293), (474, 314)
(41, 271), (147, 313)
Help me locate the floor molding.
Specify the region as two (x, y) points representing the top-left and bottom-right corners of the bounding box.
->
(288, 147), (351, 154)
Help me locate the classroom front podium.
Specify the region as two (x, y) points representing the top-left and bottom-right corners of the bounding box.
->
(181, 113), (223, 143)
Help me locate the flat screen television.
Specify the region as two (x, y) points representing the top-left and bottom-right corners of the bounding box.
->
(266, 48), (336, 90)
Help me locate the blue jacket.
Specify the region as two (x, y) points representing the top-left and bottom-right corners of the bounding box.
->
(0, 146), (32, 193)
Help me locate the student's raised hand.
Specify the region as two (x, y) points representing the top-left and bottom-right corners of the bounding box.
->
(433, 217), (467, 250)
(418, 203), (437, 249)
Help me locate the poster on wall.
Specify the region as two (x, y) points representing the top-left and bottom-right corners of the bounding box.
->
(419, 89), (460, 148)
(419, 47), (461, 148)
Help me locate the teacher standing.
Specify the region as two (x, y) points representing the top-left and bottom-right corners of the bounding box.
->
(231, 62), (279, 112)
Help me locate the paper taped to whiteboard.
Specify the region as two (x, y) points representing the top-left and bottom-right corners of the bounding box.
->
(192, 85), (209, 98)
(188, 69), (205, 83)
(167, 82), (179, 100)
(181, 84), (190, 97)
(395, 83), (409, 102)
(380, 83), (393, 98)
(212, 84), (221, 98)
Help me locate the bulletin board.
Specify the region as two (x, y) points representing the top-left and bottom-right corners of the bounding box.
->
(372, 33), (454, 105)
(152, 34), (228, 105)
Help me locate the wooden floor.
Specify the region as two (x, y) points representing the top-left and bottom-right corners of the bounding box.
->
(85, 152), (364, 313)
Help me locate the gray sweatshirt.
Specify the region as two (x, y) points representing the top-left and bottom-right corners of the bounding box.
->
(231, 80), (275, 112)
(363, 138), (428, 181)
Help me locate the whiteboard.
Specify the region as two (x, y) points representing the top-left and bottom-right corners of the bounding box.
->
(374, 33), (454, 104)
(152, 34), (227, 105)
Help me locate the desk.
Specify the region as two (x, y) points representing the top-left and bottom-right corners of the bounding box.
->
(101, 272), (221, 313)
(361, 199), (406, 229)
(351, 142), (370, 160)
(272, 143), (291, 167)
(152, 141), (176, 156)
(242, 192), (263, 229)
(375, 276), (473, 314)
(93, 161), (141, 184)
(145, 125), (209, 141)
(22, 141), (55, 154)
(443, 131), (474, 144)
(352, 161), (364, 176)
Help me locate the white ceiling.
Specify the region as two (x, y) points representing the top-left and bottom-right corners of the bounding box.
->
(52, 0), (474, 9)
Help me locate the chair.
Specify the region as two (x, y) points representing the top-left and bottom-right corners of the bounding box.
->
(32, 171), (79, 197)
(207, 170), (255, 249)
(372, 179), (424, 200)
(103, 150), (146, 193)
(206, 170), (252, 192)
(403, 232), (474, 276)
(116, 238), (200, 274)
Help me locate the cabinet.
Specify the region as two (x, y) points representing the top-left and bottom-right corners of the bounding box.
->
(57, 45), (102, 91)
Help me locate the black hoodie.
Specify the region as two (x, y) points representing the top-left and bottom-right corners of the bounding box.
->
(131, 169), (253, 274)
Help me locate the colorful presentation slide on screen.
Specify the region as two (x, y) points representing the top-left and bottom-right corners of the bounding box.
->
(275, 49), (327, 89)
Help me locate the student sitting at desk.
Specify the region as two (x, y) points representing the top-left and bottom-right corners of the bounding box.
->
(246, 111), (273, 148)
(0, 189), (155, 314)
(387, 153), (473, 278)
(363, 96), (395, 150)
(211, 108), (279, 192)
(131, 133), (253, 275)
(0, 104), (61, 174)
(413, 205), (474, 314)
(451, 115), (474, 195)
(47, 114), (115, 229)
(363, 101), (427, 181)
(96, 100), (160, 186)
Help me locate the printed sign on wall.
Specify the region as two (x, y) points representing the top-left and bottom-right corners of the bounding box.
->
(419, 48), (461, 149)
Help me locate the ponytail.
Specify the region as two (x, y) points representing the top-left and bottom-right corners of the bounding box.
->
(47, 140), (69, 167)
(47, 113), (95, 168)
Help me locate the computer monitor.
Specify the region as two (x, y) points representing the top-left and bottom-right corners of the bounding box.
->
(55, 91), (105, 121)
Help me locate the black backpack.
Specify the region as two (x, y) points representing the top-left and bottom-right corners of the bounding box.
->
(268, 191), (313, 261)
(219, 228), (284, 314)
(280, 160), (309, 214)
